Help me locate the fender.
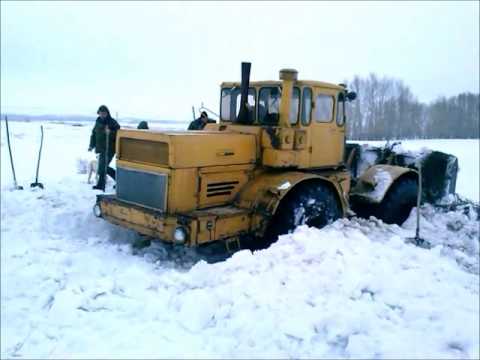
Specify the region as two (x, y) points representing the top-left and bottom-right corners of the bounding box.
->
(350, 164), (418, 204)
(235, 171), (348, 236)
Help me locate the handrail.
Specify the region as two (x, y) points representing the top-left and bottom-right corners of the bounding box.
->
(199, 102), (219, 118)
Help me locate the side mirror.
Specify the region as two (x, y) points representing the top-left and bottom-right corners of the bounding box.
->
(346, 91), (357, 101)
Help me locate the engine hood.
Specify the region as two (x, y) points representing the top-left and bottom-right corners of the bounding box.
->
(116, 129), (257, 169)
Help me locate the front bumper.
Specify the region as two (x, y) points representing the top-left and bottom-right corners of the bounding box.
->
(95, 194), (251, 246)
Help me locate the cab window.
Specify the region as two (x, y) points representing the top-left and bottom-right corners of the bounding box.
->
(220, 87), (256, 122)
(258, 87), (300, 125)
(258, 87), (281, 125)
(336, 93), (345, 126)
(314, 94), (334, 123)
(301, 87), (312, 125)
(289, 87), (300, 124)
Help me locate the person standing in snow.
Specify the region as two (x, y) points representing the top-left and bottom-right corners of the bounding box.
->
(137, 121), (149, 130)
(88, 105), (120, 190)
(188, 111), (210, 130)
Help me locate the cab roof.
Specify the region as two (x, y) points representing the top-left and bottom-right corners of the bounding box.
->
(220, 80), (344, 91)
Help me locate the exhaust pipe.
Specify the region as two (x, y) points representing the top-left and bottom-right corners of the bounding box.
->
(279, 68), (298, 128)
(236, 62), (252, 124)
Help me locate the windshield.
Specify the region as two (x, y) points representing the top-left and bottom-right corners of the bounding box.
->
(221, 85), (300, 125)
(258, 87), (300, 125)
(258, 87), (281, 125)
(220, 87), (256, 122)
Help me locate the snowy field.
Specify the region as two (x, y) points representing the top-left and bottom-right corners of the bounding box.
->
(1, 120), (479, 359)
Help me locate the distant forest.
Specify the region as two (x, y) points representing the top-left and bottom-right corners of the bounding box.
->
(344, 74), (479, 140)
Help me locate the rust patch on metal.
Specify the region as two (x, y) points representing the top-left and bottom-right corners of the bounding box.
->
(265, 127), (281, 149)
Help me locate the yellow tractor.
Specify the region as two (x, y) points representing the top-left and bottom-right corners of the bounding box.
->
(94, 63), (457, 249)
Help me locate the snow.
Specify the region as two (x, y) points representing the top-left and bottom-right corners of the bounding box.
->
(367, 168), (392, 202)
(294, 205), (306, 226)
(1, 121), (479, 359)
(356, 145), (380, 176)
(278, 181), (291, 191)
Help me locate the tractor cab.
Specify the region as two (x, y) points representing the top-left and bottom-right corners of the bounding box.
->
(207, 65), (357, 170)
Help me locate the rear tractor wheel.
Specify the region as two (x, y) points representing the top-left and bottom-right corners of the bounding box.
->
(353, 176), (418, 225)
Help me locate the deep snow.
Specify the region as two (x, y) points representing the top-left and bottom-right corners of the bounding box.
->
(1, 121), (479, 359)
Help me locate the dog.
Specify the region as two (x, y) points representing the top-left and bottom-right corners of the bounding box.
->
(87, 156), (99, 184)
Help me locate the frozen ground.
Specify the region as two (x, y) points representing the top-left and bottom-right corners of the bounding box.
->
(1, 121), (479, 359)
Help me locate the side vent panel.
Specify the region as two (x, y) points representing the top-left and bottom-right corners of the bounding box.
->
(199, 173), (248, 208)
(207, 181), (239, 197)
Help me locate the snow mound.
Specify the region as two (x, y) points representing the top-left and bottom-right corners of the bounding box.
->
(2, 182), (478, 358)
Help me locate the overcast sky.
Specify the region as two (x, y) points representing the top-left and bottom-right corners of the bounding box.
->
(1, 1), (478, 120)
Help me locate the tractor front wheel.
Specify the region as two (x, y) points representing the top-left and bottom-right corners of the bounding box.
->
(263, 183), (342, 246)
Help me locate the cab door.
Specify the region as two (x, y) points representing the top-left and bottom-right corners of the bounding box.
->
(309, 88), (344, 168)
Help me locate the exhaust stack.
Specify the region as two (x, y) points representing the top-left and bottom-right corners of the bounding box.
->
(279, 68), (298, 127)
(236, 62), (252, 124)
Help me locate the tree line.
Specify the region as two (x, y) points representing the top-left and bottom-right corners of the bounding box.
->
(344, 74), (479, 140)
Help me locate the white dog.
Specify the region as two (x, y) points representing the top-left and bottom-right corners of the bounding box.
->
(87, 156), (99, 184)
(76, 153), (100, 184)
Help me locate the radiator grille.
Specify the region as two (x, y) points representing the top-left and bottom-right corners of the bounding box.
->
(206, 181), (239, 197)
(116, 167), (168, 211)
(120, 138), (169, 166)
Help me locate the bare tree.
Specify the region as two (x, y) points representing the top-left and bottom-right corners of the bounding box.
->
(345, 74), (479, 140)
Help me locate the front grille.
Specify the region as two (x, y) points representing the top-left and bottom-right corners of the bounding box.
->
(120, 138), (169, 166)
(206, 181), (239, 197)
(116, 167), (168, 211)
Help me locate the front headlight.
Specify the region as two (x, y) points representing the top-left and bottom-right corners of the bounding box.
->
(93, 204), (102, 217)
(173, 226), (187, 244)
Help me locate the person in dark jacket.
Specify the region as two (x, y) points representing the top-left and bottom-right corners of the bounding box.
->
(88, 105), (120, 190)
(188, 111), (209, 130)
(137, 121), (149, 130)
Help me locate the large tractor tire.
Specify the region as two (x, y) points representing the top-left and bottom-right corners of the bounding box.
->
(263, 182), (342, 246)
(353, 177), (418, 226)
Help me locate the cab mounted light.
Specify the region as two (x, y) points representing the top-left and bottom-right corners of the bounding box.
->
(173, 227), (187, 244)
(346, 91), (357, 101)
